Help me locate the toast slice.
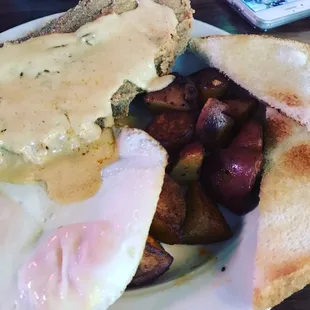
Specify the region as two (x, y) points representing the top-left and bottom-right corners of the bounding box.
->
(189, 35), (310, 130)
(253, 107), (310, 310)
(9, 0), (193, 118)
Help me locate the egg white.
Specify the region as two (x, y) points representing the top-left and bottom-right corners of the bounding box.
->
(0, 128), (167, 310)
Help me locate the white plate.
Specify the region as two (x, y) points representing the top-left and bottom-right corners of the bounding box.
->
(0, 14), (261, 310)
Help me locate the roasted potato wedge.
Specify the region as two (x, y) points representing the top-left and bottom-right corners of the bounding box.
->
(224, 80), (253, 100)
(170, 141), (205, 184)
(147, 111), (195, 153)
(129, 236), (173, 287)
(182, 182), (232, 245)
(230, 118), (263, 152)
(201, 147), (263, 215)
(224, 98), (257, 125)
(190, 68), (230, 106)
(196, 98), (234, 151)
(144, 75), (198, 112)
(150, 174), (186, 244)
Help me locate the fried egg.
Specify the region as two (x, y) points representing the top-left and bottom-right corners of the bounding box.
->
(0, 128), (167, 310)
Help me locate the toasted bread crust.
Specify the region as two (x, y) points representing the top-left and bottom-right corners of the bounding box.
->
(253, 108), (310, 310)
(264, 108), (295, 150)
(10, 0), (193, 118)
(253, 262), (310, 310)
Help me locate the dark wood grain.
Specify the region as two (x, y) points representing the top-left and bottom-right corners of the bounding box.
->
(0, 1), (309, 309)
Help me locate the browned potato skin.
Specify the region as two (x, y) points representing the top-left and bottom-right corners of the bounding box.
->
(230, 118), (263, 152)
(201, 147), (263, 215)
(150, 174), (186, 244)
(181, 182), (232, 245)
(224, 98), (257, 125)
(144, 75), (198, 112)
(129, 236), (173, 287)
(190, 68), (230, 106)
(146, 111), (195, 153)
(224, 80), (253, 100)
(145, 235), (165, 251)
(196, 98), (234, 151)
(170, 141), (205, 184)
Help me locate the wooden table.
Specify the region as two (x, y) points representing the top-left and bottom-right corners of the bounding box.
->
(0, 1), (309, 310)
